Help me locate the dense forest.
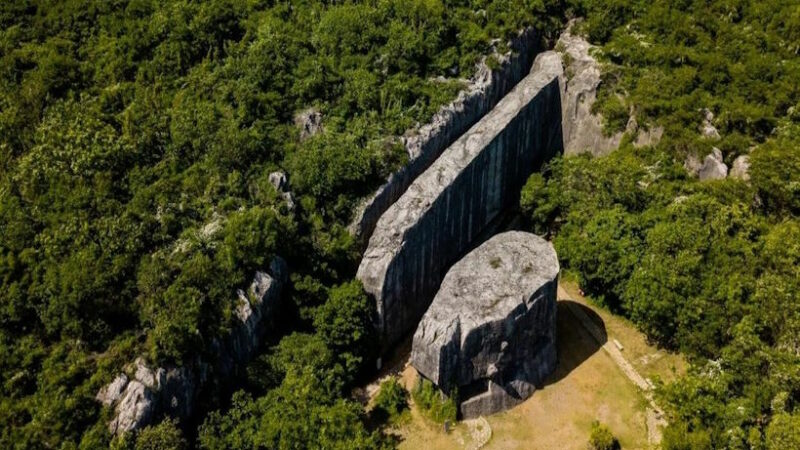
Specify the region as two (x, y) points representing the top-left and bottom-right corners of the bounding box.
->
(0, 0), (570, 448)
(522, 1), (800, 448)
(1, 0), (798, 449)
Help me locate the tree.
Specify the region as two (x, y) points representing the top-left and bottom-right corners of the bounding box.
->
(314, 281), (377, 379)
(589, 421), (619, 450)
(134, 419), (188, 450)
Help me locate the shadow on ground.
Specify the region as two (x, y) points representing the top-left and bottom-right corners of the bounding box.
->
(543, 300), (607, 386)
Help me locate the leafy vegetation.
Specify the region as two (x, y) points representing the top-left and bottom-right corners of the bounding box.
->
(372, 376), (409, 424)
(0, 0), (570, 447)
(589, 421), (619, 450)
(522, 2), (800, 447)
(411, 378), (458, 424)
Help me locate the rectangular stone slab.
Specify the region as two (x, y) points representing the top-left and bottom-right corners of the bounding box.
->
(357, 54), (564, 349)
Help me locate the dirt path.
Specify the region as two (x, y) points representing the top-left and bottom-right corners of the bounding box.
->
(558, 286), (666, 445)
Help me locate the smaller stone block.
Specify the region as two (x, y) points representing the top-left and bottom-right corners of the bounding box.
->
(411, 231), (559, 418)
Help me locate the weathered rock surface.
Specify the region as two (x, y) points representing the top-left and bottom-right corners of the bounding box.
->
(357, 54), (563, 348)
(700, 108), (721, 140)
(294, 108), (323, 140)
(349, 28), (545, 246)
(730, 154), (751, 180)
(688, 147), (729, 181)
(268, 170), (295, 210)
(98, 257), (287, 435)
(411, 232), (559, 418)
(556, 26), (662, 156)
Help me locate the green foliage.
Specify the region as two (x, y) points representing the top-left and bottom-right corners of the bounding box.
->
(0, 1), (571, 446)
(765, 413), (800, 450)
(589, 421), (619, 450)
(411, 378), (458, 424)
(134, 419), (188, 450)
(373, 376), (409, 423)
(524, 2), (800, 446)
(523, 136), (799, 446)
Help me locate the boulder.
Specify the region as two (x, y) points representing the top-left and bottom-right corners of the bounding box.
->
(268, 171), (295, 210)
(98, 257), (287, 435)
(698, 148), (728, 180)
(700, 108), (721, 139)
(294, 108), (323, 140)
(411, 232), (559, 418)
(357, 53), (563, 349)
(730, 154), (750, 180)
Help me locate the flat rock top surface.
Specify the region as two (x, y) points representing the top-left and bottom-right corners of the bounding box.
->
(425, 231), (559, 337)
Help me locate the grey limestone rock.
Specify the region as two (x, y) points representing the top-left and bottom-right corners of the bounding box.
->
(730, 154), (751, 181)
(294, 108), (323, 140)
(556, 26), (662, 156)
(349, 28), (545, 246)
(698, 148), (729, 180)
(410, 232), (559, 418)
(268, 171), (296, 210)
(700, 108), (722, 140)
(99, 257), (287, 435)
(357, 57), (563, 349)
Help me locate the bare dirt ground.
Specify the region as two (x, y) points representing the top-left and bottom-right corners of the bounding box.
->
(362, 281), (685, 450)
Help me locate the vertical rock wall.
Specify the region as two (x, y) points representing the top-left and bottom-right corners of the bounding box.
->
(357, 55), (564, 348)
(349, 28), (544, 247)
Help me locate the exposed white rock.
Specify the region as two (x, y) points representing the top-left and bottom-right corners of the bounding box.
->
(556, 25), (661, 156)
(411, 232), (559, 418)
(730, 154), (751, 180)
(700, 108), (721, 139)
(96, 373), (129, 406)
(698, 148), (729, 180)
(268, 170), (295, 210)
(294, 108), (323, 140)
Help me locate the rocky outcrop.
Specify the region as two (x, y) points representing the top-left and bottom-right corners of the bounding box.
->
(686, 147), (729, 181)
(700, 108), (721, 140)
(294, 108), (323, 141)
(357, 54), (563, 348)
(349, 28), (545, 246)
(97, 257), (287, 435)
(556, 26), (662, 156)
(410, 232), (559, 418)
(730, 154), (750, 180)
(269, 170), (295, 210)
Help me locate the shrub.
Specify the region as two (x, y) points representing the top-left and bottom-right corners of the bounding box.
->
(373, 376), (409, 423)
(589, 421), (619, 450)
(411, 378), (457, 424)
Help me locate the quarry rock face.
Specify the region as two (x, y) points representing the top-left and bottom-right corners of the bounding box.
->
(350, 27), (544, 246)
(98, 257), (287, 435)
(411, 232), (559, 418)
(357, 55), (563, 348)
